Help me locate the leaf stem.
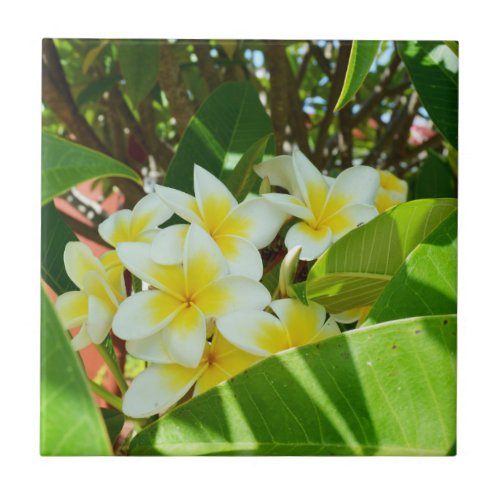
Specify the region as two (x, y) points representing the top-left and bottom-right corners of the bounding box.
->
(89, 380), (123, 411)
(96, 343), (128, 395)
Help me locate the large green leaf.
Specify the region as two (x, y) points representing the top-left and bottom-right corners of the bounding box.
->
(398, 41), (458, 149)
(129, 315), (456, 456)
(42, 133), (142, 206)
(415, 150), (456, 199)
(224, 133), (273, 201)
(118, 40), (160, 106)
(163, 81), (273, 193)
(40, 287), (112, 455)
(304, 198), (457, 313)
(41, 202), (77, 295)
(334, 41), (380, 112)
(364, 211), (457, 326)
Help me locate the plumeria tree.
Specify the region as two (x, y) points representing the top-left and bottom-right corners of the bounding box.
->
(41, 38), (458, 456)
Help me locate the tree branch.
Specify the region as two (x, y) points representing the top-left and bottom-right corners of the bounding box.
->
(313, 40), (352, 166)
(352, 49), (401, 125)
(286, 58), (311, 155)
(158, 41), (195, 135)
(338, 103), (353, 169)
(192, 41), (221, 92)
(266, 42), (289, 154)
(42, 39), (144, 207)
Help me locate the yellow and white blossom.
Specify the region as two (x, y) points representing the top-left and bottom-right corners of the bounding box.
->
(217, 298), (340, 356)
(255, 148), (380, 260)
(98, 192), (174, 247)
(153, 165), (288, 280)
(112, 224), (271, 369)
(375, 170), (408, 212)
(55, 242), (125, 351)
(123, 332), (261, 418)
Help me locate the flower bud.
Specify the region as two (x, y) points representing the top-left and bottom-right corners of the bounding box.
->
(259, 176), (271, 195)
(278, 245), (302, 298)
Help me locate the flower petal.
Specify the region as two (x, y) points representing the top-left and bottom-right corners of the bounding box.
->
(216, 310), (288, 356)
(126, 331), (173, 363)
(55, 291), (88, 329)
(262, 193), (314, 221)
(270, 298), (326, 347)
(71, 323), (92, 351)
(379, 170), (408, 195)
(123, 363), (204, 418)
(162, 305), (206, 368)
(134, 228), (160, 244)
(86, 295), (115, 344)
(98, 210), (132, 248)
(100, 250), (125, 299)
(216, 198), (288, 248)
(193, 164), (237, 233)
(63, 242), (105, 289)
(195, 275), (271, 317)
(81, 270), (119, 308)
(184, 224), (228, 297)
(155, 185), (204, 226)
(284, 221), (332, 261)
(322, 203), (378, 241)
(331, 307), (365, 324)
(254, 155), (298, 194)
(313, 316), (341, 341)
(325, 165), (380, 215)
(151, 224), (189, 266)
(112, 290), (183, 340)
(292, 148), (329, 217)
(215, 235), (263, 280)
(375, 188), (406, 213)
(194, 336), (261, 396)
(117, 242), (185, 299)
(131, 192), (173, 236)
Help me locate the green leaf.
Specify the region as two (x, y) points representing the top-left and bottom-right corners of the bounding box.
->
(41, 287), (112, 455)
(129, 315), (456, 456)
(76, 74), (121, 107)
(398, 41), (458, 149)
(364, 211), (457, 326)
(118, 40), (160, 106)
(415, 150), (456, 199)
(41, 202), (77, 295)
(163, 81), (273, 193)
(261, 263), (280, 295)
(101, 408), (125, 445)
(224, 133), (274, 201)
(334, 41), (380, 112)
(305, 198), (457, 313)
(42, 132), (142, 206)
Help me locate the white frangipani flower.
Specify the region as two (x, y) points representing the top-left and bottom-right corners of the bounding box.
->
(255, 148), (380, 260)
(375, 170), (408, 212)
(112, 224), (271, 369)
(98, 192), (174, 247)
(153, 165), (288, 280)
(97, 193), (174, 284)
(55, 242), (125, 350)
(123, 332), (262, 418)
(217, 298), (340, 357)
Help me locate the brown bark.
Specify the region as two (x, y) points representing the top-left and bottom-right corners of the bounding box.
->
(158, 41), (195, 135)
(193, 42), (221, 92)
(313, 41), (352, 166)
(266, 43), (289, 154)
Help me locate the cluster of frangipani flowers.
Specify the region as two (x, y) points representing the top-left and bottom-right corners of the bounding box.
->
(55, 148), (407, 418)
